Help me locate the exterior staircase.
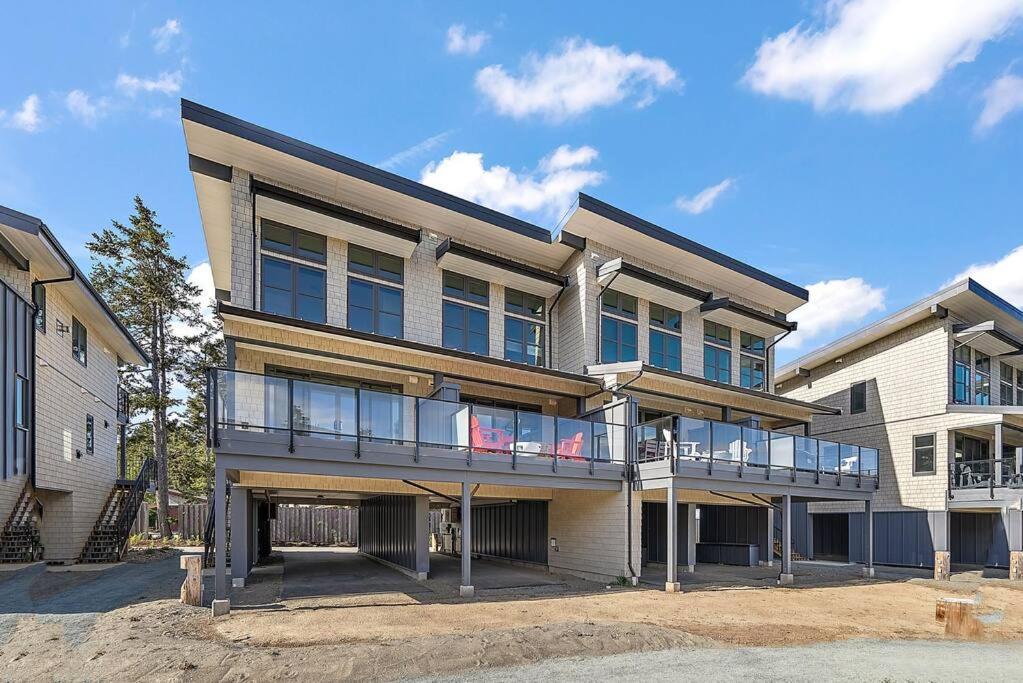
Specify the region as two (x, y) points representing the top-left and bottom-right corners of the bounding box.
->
(0, 483), (43, 563)
(773, 537), (808, 562)
(79, 458), (155, 564)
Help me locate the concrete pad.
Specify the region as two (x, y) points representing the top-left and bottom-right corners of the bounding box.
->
(47, 562), (124, 572)
(279, 547), (432, 600)
(428, 553), (564, 591)
(0, 561), (43, 572)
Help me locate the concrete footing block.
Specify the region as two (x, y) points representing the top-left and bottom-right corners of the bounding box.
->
(628, 576), (639, 587)
(459, 585), (475, 598)
(778, 573), (794, 585)
(1010, 551), (1023, 581)
(665, 581), (681, 593)
(681, 565), (696, 573)
(232, 577), (246, 588)
(934, 551), (951, 581)
(863, 567), (875, 578)
(211, 599), (230, 617)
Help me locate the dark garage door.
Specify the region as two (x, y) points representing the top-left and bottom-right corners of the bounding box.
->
(812, 513), (849, 561)
(472, 500), (548, 565)
(950, 512), (996, 566)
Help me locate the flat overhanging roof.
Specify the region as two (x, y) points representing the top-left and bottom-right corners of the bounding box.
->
(436, 239), (566, 298)
(597, 258), (709, 313)
(701, 297), (796, 338)
(953, 321), (1023, 358)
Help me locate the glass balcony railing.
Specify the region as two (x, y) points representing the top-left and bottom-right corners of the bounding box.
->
(634, 415), (880, 488)
(209, 369), (628, 469)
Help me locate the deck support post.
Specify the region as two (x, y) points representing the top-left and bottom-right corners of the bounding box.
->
(780, 493), (793, 585)
(212, 464), (230, 615)
(761, 505), (775, 567)
(863, 499), (875, 577)
(460, 480), (474, 597)
(665, 480), (680, 592)
(230, 485), (250, 586)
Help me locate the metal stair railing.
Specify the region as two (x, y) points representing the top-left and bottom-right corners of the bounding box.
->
(202, 482), (230, 569)
(111, 457), (156, 560)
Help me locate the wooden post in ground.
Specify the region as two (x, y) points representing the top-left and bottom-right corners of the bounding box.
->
(180, 554), (202, 606)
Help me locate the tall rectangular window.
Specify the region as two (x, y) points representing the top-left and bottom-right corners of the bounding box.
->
(72, 317), (88, 366)
(703, 321), (731, 384)
(1000, 363), (1015, 406)
(953, 345), (971, 404)
(740, 356), (766, 391)
(443, 301), (488, 354)
(600, 290), (638, 363)
(850, 381), (867, 414)
(261, 255), (326, 323)
(348, 278), (403, 337)
(14, 376), (28, 429)
(348, 244), (403, 283)
(86, 414), (95, 455)
(505, 317), (545, 366)
(648, 302), (681, 372)
(975, 351), (991, 405)
(33, 284), (45, 333)
(740, 332), (765, 357)
(261, 220), (326, 263)
(913, 434), (935, 475)
(1018, 370), (1023, 406)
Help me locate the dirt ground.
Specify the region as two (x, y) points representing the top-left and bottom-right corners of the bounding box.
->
(2, 549), (1023, 681)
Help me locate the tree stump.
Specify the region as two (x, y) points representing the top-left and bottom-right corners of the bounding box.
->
(180, 554), (202, 606)
(936, 597), (983, 638)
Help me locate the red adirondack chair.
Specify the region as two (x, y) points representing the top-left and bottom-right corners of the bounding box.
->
(557, 431), (585, 460)
(469, 416), (511, 453)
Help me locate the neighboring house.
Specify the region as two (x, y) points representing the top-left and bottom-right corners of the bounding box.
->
(182, 99), (878, 613)
(777, 279), (1023, 579)
(0, 206), (150, 564)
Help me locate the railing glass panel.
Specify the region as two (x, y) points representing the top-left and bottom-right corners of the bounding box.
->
(677, 417), (712, 461)
(556, 417), (593, 461)
(712, 422), (743, 464)
(636, 417), (673, 463)
(861, 447), (879, 477)
(417, 395), (467, 448)
(516, 411), (556, 459)
(292, 379), (356, 439)
(770, 432), (795, 471)
(819, 440), (840, 476)
(840, 443), (860, 475)
(745, 427), (771, 468)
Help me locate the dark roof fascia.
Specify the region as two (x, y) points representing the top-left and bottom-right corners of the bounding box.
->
(0, 231), (29, 271)
(700, 297), (797, 332)
(188, 154), (233, 182)
(640, 363), (841, 415)
(967, 279), (1023, 326)
(0, 204), (44, 236)
(952, 321), (1023, 351)
(218, 303), (600, 386)
(556, 230), (586, 251)
(251, 179), (421, 244)
(576, 193), (809, 303)
(181, 99), (553, 244)
(600, 259), (711, 305)
(436, 239), (567, 288)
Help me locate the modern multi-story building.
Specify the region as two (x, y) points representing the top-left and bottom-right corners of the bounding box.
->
(182, 99), (879, 613)
(777, 279), (1023, 579)
(0, 205), (149, 565)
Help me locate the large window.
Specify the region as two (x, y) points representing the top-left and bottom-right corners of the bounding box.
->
(505, 288), (545, 318)
(33, 284), (45, 333)
(703, 321), (731, 384)
(505, 317), (544, 366)
(850, 381), (867, 414)
(348, 244), (403, 283)
(953, 345), (971, 404)
(348, 278), (402, 337)
(913, 434), (935, 475)
(14, 376), (28, 429)
(740, 332), (765, 357)
(975, 351), (991, 405)
(600, 290), (638, 363)
(261, 255), (326, 323)
(738, 330), (766, 390)
(1018, 369), (1023, 406)
(1000, 363), (1015, 406)
(443, 301), (488, 354)
(649, 302), (681, 372)
(443, 271), (488, 304)
(261, 220), (326, 263)
(72, 317), (88, 366)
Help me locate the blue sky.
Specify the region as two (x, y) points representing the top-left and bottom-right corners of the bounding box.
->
(2, 1), (1022, 364)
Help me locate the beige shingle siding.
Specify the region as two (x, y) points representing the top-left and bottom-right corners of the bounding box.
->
(780, 315), (955, 513)
(548, 488), (641, 582)
(0, 255), (31, 523)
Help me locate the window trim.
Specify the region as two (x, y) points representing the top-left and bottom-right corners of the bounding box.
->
(71, 317), (88, 367)
(850, 381), (867, 414)
(504, 315), (546, 367)
(649, 302), (681, 333)
(260, 254), (327, 323)
(649, 328), (681, 372)
(740, 354), (766, 391)
(912, 433), (936, 476)
(974, 350), (992, 406)
(1000, 362), (1015, 406)
(953, 344), (972, 404)
(348, 243), (404, 284)
(740, 331), (766, 358)
(260, 218), (327, 264)
(600, 314), (639, 364)
(442, 299), (489, 355)
(347, 276), (404, 338)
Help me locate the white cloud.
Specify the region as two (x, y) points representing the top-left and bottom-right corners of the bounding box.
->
(116, 70), (183, 96)
(945, 245), (1023, 306)
(171, 262), (216, 339)
(976, 72), (1023, 131)
(743, 0), (1023, 113)
(65, 90), (108, 126)
(420, 145), (604, 219)
(2, 94), (43, 133)
(152, 18), (182, 53)
(475, 38), (680, 121)
(378, 131), (453, 170)
(446, 24), (490, 55)
(674, 178), (735, 215)
(779, 278), (886, 350)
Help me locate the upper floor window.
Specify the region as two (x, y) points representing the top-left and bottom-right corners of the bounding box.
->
(1018, 369), (1023, 406)
(601, 290), (637, 319)
(443, 301), (488, 354)
(261, 220), (326, 263)
(349, 244), (403, 283)
(600, 291), (638, 363)
(14, 375), (28, 429)
(975, 351), (991, 405)
(72, 317), (88, 366)
(740, 356), (765, 391)
(33, 284), (45, 333)
(443, 271), (489, 305)
(913, 434), (935, 475)
(1000, 362), (1015, 406)
(348, 278), (402, 337)
(504, 288), (546, 366)
(649, 302), (681, 372)
(850, 381), (867, 414)
(261, 255), (326, 323)
(953, 345), (971, 404)
(86, 414), (95, 455)
(703, 321), (731, 384)
(505, 289), (545, 319)
(740, 332), (765, 357)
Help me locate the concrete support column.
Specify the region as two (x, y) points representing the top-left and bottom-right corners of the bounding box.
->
(762, 506), (775, 567)
(665, 482), (679, 592)
(212, 465), (229, 616)
(1003, 507), (1023, 580)
(250, 493), (258, 572)
(931, 510), (951, 581)
(414, 495), (430, 580)
(682, 503), (697, 573)
(460, 481), (473, 597)
(780, 494), (793, 584)
(230, 485), (250, 586)
(863, 499), (875, 578)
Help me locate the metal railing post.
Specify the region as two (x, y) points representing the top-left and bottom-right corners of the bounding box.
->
(857, 446), (862, 488)
(791, 437), (797, 483)
(287, 378), (295, 453)
(589, 425), (595, 476)
(466, 404), (473, 467)
(354, 388), (361, 459)
(414, 397), (421, 463)
(766, 431), (771, 481)
(670, 417), (677, 476)
(553, 417), (559, 473)
(708, 421), (714, 475)
(815, 440), (820, 484)
(511, 409), (518, 471)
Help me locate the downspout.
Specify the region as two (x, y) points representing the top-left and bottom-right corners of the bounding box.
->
(624, 394), (638, 581)
(594, 271), (620, 363)
(546, 284), (567, 369)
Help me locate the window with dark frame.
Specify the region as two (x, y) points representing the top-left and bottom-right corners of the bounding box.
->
(740, 355), (765, 390)
(601, 290), (637, 318)
(740, 331), (765, 356)
(348, 244), (404, 283)
(442, 300), (488, 355)
(505, 288), (545, 318)
(600, 290), (638, 363)
(1000, 362), (1015, 406)
(913, 433), (935, 475)
(34, 284), (45, 333)
(86, 414), (95, 455)
(953, 344), (971, 404)
(347, 277), (403, 338)
(260, 219), (327, 263)
(648, 302), (681, 372)
(504, 317), (545, 366)
(850, 381), (867, 414)
(703, 320), (731, 384)
(1018, 369), (1023, 406)
(14, 375), (28, 429)
(442, 271), (488, 304)
(71, 317), (87, 366)
(975, 350), (991, 405)
(260, 255), (326, 323)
